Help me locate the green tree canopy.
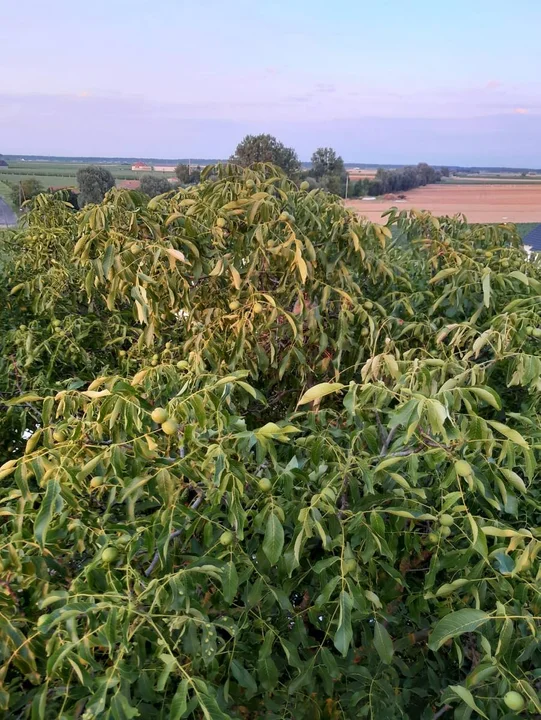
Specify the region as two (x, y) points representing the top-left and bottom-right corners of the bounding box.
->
(1, 166), (540, 718)
(230, 134), (300, 176)
(140, 173), (172, 197)
(9, 178), (43, 207)
(175, 162), (190, 183)
(76, 165), (116, 206)
(310, 146), (345, 179)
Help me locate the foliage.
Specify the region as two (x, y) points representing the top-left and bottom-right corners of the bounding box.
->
(9, 178), (43, 208)
(1, 167), (541, 719)
(175, 163), (191, 183)
(311, 147), (345, 180)
(230, 134), (300, 176)
(76, 165), (116, 207)
(140, 174), (173, 198)
(175, 165), (202, 186)
(354, 163), (442, 198)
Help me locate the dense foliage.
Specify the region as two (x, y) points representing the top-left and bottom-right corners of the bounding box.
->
(354, 163), (442, 198)
(140, 174), (173, 198)
(1, 165), (541, 719)
(77, 166), (116, 207)
(9, 178), (44, 208)
(230, 135), (300, 176)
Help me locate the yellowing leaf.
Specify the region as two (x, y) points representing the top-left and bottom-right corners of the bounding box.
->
(298, 383), (345, 406)
(166, 247), (190, 264)
(487, 420), (529, 448)
(230, 265), (241, 290)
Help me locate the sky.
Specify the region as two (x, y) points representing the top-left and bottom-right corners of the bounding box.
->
(1, 0), (541, 165)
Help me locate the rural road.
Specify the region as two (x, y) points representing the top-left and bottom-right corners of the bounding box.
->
(0, 198), (17, 227)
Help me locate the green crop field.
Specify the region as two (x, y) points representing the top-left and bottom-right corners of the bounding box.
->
(0, 162), (143, 190)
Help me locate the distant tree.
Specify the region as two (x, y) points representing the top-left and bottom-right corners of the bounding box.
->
(230, 134), (300, 176)
(76, 166), (115, 207)
(10, 178), (43, 207)
(320, 173), (345, 197)
(440, 167), (450, 177)
(140, 174), (172, 198)
(311, 147), (345, 179)
(189, 168), (201, 184)
(175, 163), (190, 183)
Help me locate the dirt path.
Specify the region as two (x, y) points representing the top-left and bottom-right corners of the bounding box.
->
(346, 183), (541, 224)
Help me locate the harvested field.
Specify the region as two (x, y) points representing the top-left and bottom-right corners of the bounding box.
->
(346, 183), (541, 223)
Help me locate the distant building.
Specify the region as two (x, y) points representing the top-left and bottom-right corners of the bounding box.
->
(153, 165), (176, 173)
(131, 162), (151, 171)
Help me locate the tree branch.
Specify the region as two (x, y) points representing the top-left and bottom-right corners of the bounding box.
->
(432, 704), (452, 720)
(144, 493), (203, 577)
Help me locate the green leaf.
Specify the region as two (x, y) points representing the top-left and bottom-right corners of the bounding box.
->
(34, 479), (61, 548)
(257, 656), (278, 691)
(298, 382), (344, 406)
(262, 513), (284, 566)
(222, 561), (238, 604)
(230, 659), (257, 694)
(449, 685), (488, 719)
(428, 610), (490, 651)
(373, 621), (394, 664)
(487, 420), (529, 448)
(333, 591), (353, 656)
(169, 679), (189, 720)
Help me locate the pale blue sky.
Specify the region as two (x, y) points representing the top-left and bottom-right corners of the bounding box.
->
(1, 0), (541, 164)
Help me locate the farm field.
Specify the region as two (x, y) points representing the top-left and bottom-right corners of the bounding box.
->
(0, 161), (143, 189)
(346, 183), (541, 223)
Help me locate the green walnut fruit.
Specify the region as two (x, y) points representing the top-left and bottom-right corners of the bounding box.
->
(300, 181), (310, 191)
(258, 478), (272, 492)
(343, 558), (357, 575)
(427, 532), (439, 544)
(440, 526), (452, 538)
(504, 691), (525, 712)
(534, 328), (541, 338)
(229, 300), (240, 310)
(439, 514), (454, 527)
(364, 301), (374, 310)
(129, 242), (141, 255)
(177, 360), (189, 369)
(219, 531), (234, 546)
(246, 179), (255, 188)
(151, 407), (169, 424)
(165, 342), (172, 349)
(279, 212), (290, 222)
(216, 217), (227, 228)
(526, 326), (534, 336)
(52, 430), (66, 443)
(119, 350), (126, 357)
(361, 327), (369, 337)
(89, 476), (105, 489)
(455, 460), (473, 477)
(53, 319), (61, 327)
(101, 547), (119, 564)
(253, 302), (263, 314)
(161, 419), (179, 435)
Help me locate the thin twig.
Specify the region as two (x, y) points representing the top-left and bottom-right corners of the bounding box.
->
(432, 704), (452, 720)
(144, 494), (203, 577)
(380, 426), (398, 455)
(375, 411), (387, 447)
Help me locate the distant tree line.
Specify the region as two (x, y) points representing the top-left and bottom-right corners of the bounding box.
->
(352, 163), (443, 197)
